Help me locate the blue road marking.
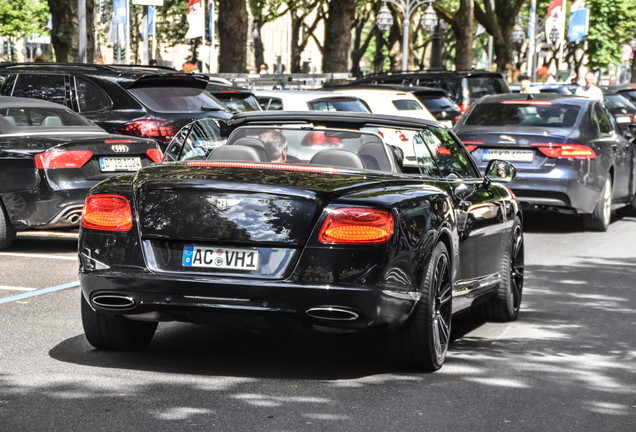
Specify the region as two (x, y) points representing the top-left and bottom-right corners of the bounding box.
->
(0, 281), (80, 305)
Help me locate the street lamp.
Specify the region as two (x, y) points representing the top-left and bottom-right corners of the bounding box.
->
(549, 27), (560, 46)
(512, 24), (525, 46)
(376, 5), (393, 33)
(376, 0), (431, 72)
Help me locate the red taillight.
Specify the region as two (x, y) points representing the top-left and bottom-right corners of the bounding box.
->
(458, 103), (470, 113)
(35, 150), (92, 169)
(82, 194), (133, 231)
(462, 141), (482, 153)
(146, 148), (163, 163)
(532, 143), (596, 159)
(436, 147), (451, 155)
(632, 113), (636, 123)
(115, 119), (178, 144)
(301, 131), (342, 146)
(318, 208), (393, 244)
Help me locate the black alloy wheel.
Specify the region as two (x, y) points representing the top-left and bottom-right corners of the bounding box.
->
(390, 242), (453, 371)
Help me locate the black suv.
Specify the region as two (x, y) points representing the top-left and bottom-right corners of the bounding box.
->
(0, 63), (232, 148)
(351, 70), (510, 114)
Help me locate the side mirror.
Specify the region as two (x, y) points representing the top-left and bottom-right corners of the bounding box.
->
(485, 159), (516, 183)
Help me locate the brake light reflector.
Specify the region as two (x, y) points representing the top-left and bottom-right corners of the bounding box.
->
(82, 194), (133, 231)
(319, 208), (393, 244)
(146, 148), (163, 163)
(35, 150), (92, 169)
(532, 143), (596, 159)
(115, 119), (178, 144)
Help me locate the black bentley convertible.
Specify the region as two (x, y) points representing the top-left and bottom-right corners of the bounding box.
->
(0, 96), (162, 249)
(78, 111), (524, 371)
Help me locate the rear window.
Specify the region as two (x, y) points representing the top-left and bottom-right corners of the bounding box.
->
(12, 74), (67, 106)
(466, 77), (510, 99)
(604, 94), (636, 110)
(465, 102), (581, 127)
(215, 93), (261, 112)
(618, 90), (636, 101)
(418, 95), (456, 111)
(307, 98), (370, 112)
(0, 106), (93, 128)
(128, 87), (227, 113)
(393, 99), (423, 111)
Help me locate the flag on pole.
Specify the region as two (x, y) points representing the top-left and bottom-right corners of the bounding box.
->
(568, 0), (589, 42)
(148, 6), (155, 37)
(545, 0), (565, 44)
(208, 0), (214, 40)
(109, 0), (128, 47)
(185, 0), (205, 39)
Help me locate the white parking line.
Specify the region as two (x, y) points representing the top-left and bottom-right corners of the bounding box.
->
(0, 252), (77, 261)
(0, 286), (36, 292)
(0, 281), (80, 305)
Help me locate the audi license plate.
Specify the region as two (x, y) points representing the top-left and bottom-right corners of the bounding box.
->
(182, 245), (259, 271)
(99, 157), (142, 172)
(483, 149), (534, 162)
(615, 115), (632, 124)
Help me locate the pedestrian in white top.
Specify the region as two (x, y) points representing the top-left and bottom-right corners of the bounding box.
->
(575, 71), (604, 101)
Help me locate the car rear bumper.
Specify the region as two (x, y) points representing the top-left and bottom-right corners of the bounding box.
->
(2, 188), (88, 229)
(499, 171), (601, 214)
(79, 271), (418, 333)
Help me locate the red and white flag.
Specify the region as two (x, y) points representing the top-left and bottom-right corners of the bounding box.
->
(185, 0), (205, 39)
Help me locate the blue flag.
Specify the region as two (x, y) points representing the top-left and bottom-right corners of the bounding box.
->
(568, 4), (589, 42)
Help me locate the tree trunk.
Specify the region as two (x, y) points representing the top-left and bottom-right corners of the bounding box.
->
(474, 0), (525, 79)
(48, 0), (95, 62)
(218, 0), (246, 73)
(323, 0), (355, 73)
(452, 0), (473, 70)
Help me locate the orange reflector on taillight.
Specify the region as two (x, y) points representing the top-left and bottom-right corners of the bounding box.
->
(35, 150), (92, 169)
(319, 208), (393, 244)
(82, 194), (133, 231)
(146, 148), (163, 163)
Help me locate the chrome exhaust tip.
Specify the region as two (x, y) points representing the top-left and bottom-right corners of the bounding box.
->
(306, 307), (360, 321)
(67, 213), (82, 225)
(92, 295), (136, 310)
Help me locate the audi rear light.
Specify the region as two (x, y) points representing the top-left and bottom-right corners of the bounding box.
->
(115, 119), (178, 144)
(82, 194), (133, 232)
(458, 103), (470, 113)
(532, 142), (596, 159)
(632, 113), (636, 123)
(35, 150), (92, 169)
(318, 208), (394, 244)
(146, 148), (163, 163)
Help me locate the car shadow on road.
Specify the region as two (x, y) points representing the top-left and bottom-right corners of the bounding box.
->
(523, 209), (636, 233)
(49, 309), (486, 380)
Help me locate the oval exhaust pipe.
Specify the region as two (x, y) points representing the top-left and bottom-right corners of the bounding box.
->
(68, 213), (82, 224)
(92, 295), (136, 310)
(306, 307), (359, 321)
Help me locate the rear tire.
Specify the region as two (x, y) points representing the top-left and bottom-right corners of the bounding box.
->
(389, 242), (452, 371)
(81, 294), (157, 351)
(474, 216), (524, 322)
(0, 199), (16, 250)
(582, 176), (612, 231)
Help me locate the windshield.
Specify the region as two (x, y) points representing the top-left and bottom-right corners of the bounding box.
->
(465, 101), (581, 128)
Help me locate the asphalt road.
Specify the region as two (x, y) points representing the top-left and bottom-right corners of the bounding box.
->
(1, 213), (635, 432)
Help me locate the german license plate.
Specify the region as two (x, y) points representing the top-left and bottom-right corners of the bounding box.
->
(615, 115), (632, 124)
(99, 157), (142, 172)
(483, 149), (534, 162)
(182, 245), (259, 270)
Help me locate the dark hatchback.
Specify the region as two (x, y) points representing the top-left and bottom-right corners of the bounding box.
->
(325, 83), (461, 126)
(351, 70), (510, 114)
(454, 93), (636, 231)
(0, 63), (232, 149)
(78, 111), (524, 371)
(0, 96), (161, 249)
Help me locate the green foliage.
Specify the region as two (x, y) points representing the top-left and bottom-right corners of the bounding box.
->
(586, 0), (636, 69)
(0, 0), (49, 38)
(156, 0), (189, 46)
